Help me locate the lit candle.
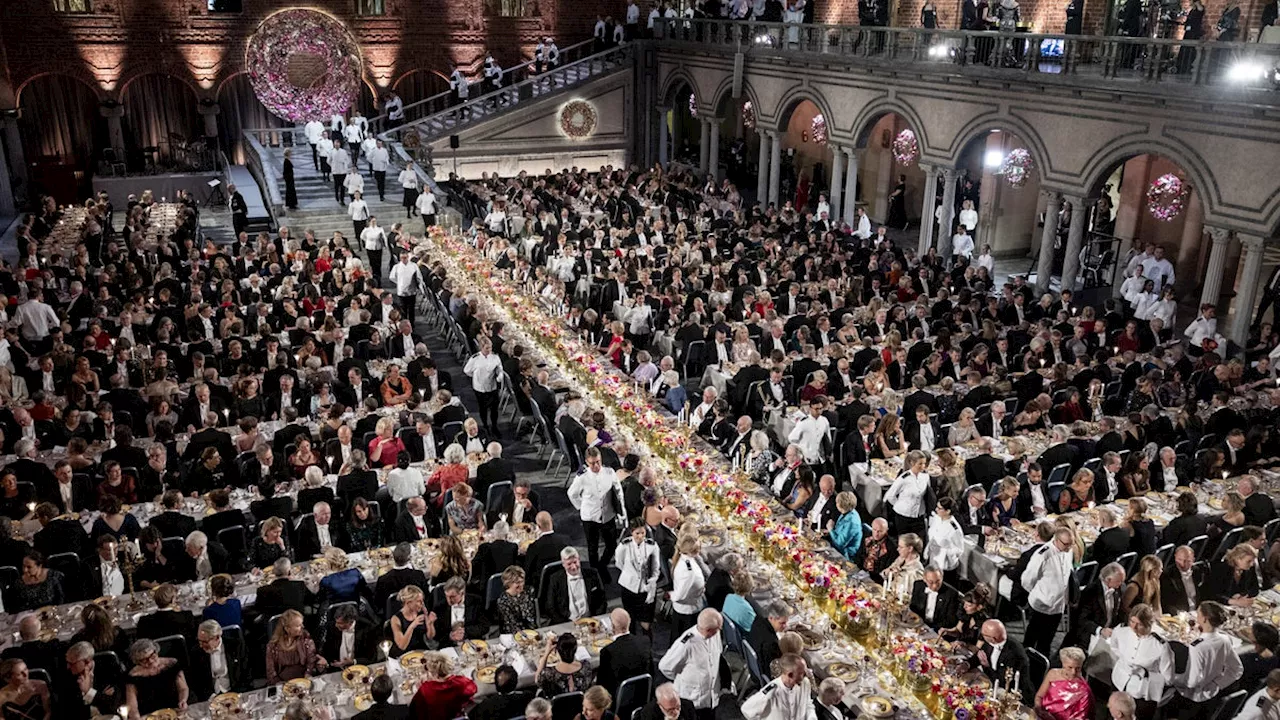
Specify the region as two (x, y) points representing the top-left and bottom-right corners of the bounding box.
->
(118, 706), (129, 720)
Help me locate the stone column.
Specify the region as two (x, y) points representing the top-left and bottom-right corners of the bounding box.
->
(707, 117), (721, 181)
(1061, 196), (1089, 293)
(198, 102), (220, 138)
(101, 102), (125, 153)
(0, 126), (14, 216)
(1231, 234), (1267, 347)
(698, 118), (710, 174)
(937, 168), (958, 262)
(657, 106), (670, 167)
(918, 164), (939, 257)
(1176, 192), (1206, 303)
(842, 147), (859, 226)
(1200, 227), (1232, 308)
(1036, 192), (1063, 295)
(756, 132), (770, 207)
(767, 129), (782, 207)
(2, 116), (27, 207)
(829, 147), (845, 223)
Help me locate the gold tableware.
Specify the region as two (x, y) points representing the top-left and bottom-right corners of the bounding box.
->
(211, 693), (240, 711)
(343, 665), (371, 686)
(145, 710), (178, 720)
(591, 637), (614, 652)
(283, 677), (313, 697)
(860, 695), (894, 719)
(475, 666), (498, 684)
(400, 650), (427, 669)
(574, 617), (602, 631)
(827, 662), (857, 681)
(515, 629), (541, 645)
(464, 639), (489, 653)
(354, 694), (374, 711)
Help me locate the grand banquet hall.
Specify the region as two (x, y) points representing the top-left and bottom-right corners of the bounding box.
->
(1, 2), (1280, 720)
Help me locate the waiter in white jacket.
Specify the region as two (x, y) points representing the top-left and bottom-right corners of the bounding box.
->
(614, 519), (660, 630)
(367, 139), (390, 202)
(1169, 601), (1243, 720)
(1021, 527), (1076, 658)
(741, 654), (818, 720)
(567, 446), (624, 570)
(658, 609), (727, 720)
(1237, 670), (1280, 720)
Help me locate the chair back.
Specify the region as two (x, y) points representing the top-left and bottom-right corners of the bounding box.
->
(742, 640), (765, 689)
(1267, 517), (1280, 544)
(1115, 552), (1139, 578)
(1074, 561), (1098, 592)
(1026, 648), (1049, 689)
(155, 633), (190, 670)
(1155, 543), (1176, 568)
(615, 674), (653, 720)
(720, 616), (744, 654)
(1210, 690), (1249, 720)
(27, 669), (51, 687)
(486, 481), (512, 510)
(46, 552), (83, 600)
(217, 525), (248, 559)
(0, 566), (17, 591)
(1212, 527), (1243, 563)
(94, 651), (125, 684)
(484, 572), (504, 611)
(551, 692), (584, 720)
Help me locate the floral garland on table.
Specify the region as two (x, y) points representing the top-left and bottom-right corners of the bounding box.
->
(811, 114), (828, 145)
(892, 129), (919, 166)
(559, 100), (598, 139)
(1147, 173), (1189, 222)
(999, 148), (1034, 188)
(245, 8), (363, 123)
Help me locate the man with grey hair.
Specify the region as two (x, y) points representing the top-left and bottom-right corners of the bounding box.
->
(525, 698), (553, 720)
(254, 557), (314, 620)
(1069, 562), (1126, 648)
(182, 529), (230, 580)
(964, 437), (1005, 489)
(640, 683), (697, 720)
(475, 441), (515, 506)
(1037, 424), (1079, 476)
(4, 614), (60, 676)
(748, 600), (791, 675)
(1022, 528), (1078, 657)
(1091, 507), (1130, 567)
(816, 678), (846, 720)
(189, 619), (248, 699)
(64, 640), (122, 718)
(659, 609), (726, 718)
(543, 546), (606, 624)
(741, 653), (815, 720)
(598, 608), (651, 695)
(432, 575), (486, 644)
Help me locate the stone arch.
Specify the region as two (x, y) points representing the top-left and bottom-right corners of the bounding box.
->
(658, 67), (703, 109)
(947, 114), (1053, 179)
(771, 85), (835, 134)
(392, 68), (451, 107)
(848, 98), (930, 152)
(16, 71), (106, 103)
(1079, 137), (1218, 213)
(118, 69), (201, 100)
(707, 76), (760, 120)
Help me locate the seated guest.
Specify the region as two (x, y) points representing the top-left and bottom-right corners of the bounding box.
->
(6, 550), (65, 612)
(266, 609), (326, 684)
(188, 620), (248, 701)
(297, 502), (349, 559)
(940, 584), (993, 646)
(1160, 546), (1203, 614)
(321, 603), (378, 668)
(135, 529), (174, 590)
(495, 565), (538, 633)
(2, 615), (62, 675)
(254, 558), (315, 620)
(722, 570), (757, 632)
(1202, 544), (1261, 607)
(854, 518), (897, 584)
(748, 601), (790, 674)
(468, 665), (531, 720)
(178, 530), (235, 581)
(428, 535), (472, 585)
(1034, 646), (1094, 720)
(976, 620), (1033, 704)
(347, 498), (384, 552)
(1121, 555), (1164, 617)
(249, 482), (295, 528)
(124, 639), (187, 720)
(543, 547), (607, 624)
(200, 489), (246, 542)
(90, 494), (142, 543)
(828, 492), (863, 561)
(1162, 492), (1208, 549)
(355, 675), (409, 720)
(432, 576), (487, 645)
(410, 652), (476, 720)
(337, 451), (378, 506)
(70, 603), (129, 657)
(145, 491), (197, 541)
(536, 633), (593, 698)
(427, 445), (470, 508)
(1089, 508), (1130, 567)
(573, 687), (615, 720)
(137, 583), (197, 640)
(637, 684), (697, 720)
(1058, 468), (1096, 513)
(318, 546), (371, 604)
(491, 477), (539, 527)
(1238, 622), (1280, 694)
(84, 534), (125, 599)
(32, 502), (89, 560)
(248, 517), (293, 569)
(909, 566), (961, 631)
(201, 573), (243, 627)
(393, 497), (433, 542)
(60, 640), (124, 720)
(596, 608), (651, 694)
(390, 585), (432, 658)
(473, 521), (519, 588)
(375, 543), (429, 613)
(296, 466), (335, 518)
(445, 482), (486, 535)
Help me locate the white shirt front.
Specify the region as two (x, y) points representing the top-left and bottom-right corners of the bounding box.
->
(787, 414), (830, 464)
(304, 120), (325, 144)
(416, 191), (437, 216)
(343, 123), (363, 144)
(390, 261), (423, 297)
(100, 560), (125, 596)
(1178, 630), (1242, 702)
(952, 233), (975, 258)
(330, 150), (352, 175)
(398, 169), (421, 190)
(451, 603), (466, 624)
(317, 523), (332, 550)
(566, 573), (588, 620)
(360, 225), (385, 251)
(658, 627), (724, 709)
(615, 539), (659, 601)
(340, 629), (356, 664)
(348, 199), (369, 221)
(209, 644), (230, 694)
(884, 471), (931, 519)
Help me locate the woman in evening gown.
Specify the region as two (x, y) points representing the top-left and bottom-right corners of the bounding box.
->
(1033, 646), (1092, 720)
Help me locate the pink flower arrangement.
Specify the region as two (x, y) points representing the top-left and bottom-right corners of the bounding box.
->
(245, 9), (363, 122)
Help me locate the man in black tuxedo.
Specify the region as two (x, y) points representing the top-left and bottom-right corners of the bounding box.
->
(8, 439), (56, 494)
(339, 367), (378, 410)
(229, 183), (248, 235)
(1068, 562), (1126, 648)
(42, 461), (94, 515)
(3, 615), (64, 675)
(33, 502), (91, 559)
(404, 417), (443, 463)
(596, 608), (652, 693)
(956, 486), (996, 547)
(905, 405), (945, 452)
(295, 502), (351, 559)
(748, 602), (790, 674)
(1240, 476), (1277, 527)
(270, 408), (312, 459)
(431, 576), (489, 645)
(199, 489), (247, 543)
(541, 548), (607, 624)
(491, 478), (540, 527)
(558, 405), (590, 468)
(355, 675), (410, 720)
(58, 640), (124, 720)
(392, 498), (434, 542)
(909, 569), (961, 631)
(188, 620), (249, 701)
(148, 491), (199, 540)
(320, 604), (380, 668)
(964, 438), (1007, 490)
(1160, 546), (1204, 614)
(1087, 508), (1130, 567)
(183, 412), (239, 481)
(1036, 425), (1079, 475)
(637, 686), (698, 720)
(374, 543), (430, 613)
(975, 400), (1009, 439)
(524, 512), (569, 580)
(251, 558), (315, 620)
(473, 443), (516, 506)
(976, 619), (1033, 704)
(180, 383), (229, 431)
(1095, 418), (1125, 457)
(468, 665), (531, 720)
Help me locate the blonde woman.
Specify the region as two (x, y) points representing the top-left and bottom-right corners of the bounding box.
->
(389, 585), (432, 657)
(0, 368), (28, 405)
(883, 533), (925, 600)
(1121, 555), (1164, 616)
(410, 652), (476, 720)
(266, 609), (325, 683)
(249, 517), (292, 568)
(949, 407), (981, 446)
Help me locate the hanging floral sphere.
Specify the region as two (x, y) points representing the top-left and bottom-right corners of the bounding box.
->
(892, 129), (919, 166)
(558, 99), (597, 139)
(1147, 173), (1190, 222)
(743, 101), (755, 130)
(688, 94), (698, 117)
(811, 114), (828, 145)
(1000, 148), (1035, 188)
(245, 8), (363, 123)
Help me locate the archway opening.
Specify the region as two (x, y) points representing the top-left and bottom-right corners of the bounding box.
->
(670, 84), (699, 166)
(393, 69), (450, 107)
(955, 128), (1044, 280)
(778, 99), (834, 215)
(854, 112), (925, 233)
(121, 74), (201, 170)
(711, 93), (756, 188)
(16, 74), (105, 202)
(218, 73), (288, 165)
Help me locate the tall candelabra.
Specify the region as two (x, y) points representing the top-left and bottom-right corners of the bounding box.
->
(119, 542), (144, 610)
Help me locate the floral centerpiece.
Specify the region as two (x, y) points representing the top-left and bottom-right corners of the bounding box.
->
(245, 8), (363, 122)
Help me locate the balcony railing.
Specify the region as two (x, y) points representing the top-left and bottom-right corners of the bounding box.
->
(656, 18), (1280, 90)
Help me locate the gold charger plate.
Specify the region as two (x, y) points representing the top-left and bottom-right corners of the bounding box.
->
(574, 617), (602, 630)
(827, 662), (857, 681)
(464, 639), (488, 653)
(860, 695), (894, 719)
(513, 523), (534, 533)
(93, 596), (114, 607)
(354, 694), (374, 712)
(145, 710), (178, 720)
(515, 629), (541, 645)
(211, 693), (240, 710)
(343, 665), (371, 686)
(284, 677), (313, 696)
(591, 637), (614, 652)
(1209, 497), (1225, 510)
(475, 666), (498, 684)
(400, 650), (427, 667)
(997, 545), (1022, 560)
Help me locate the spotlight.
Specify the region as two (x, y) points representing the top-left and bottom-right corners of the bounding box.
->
(754, 33), (774, 46)
(1227, 61), (1266, 83)
(984, 149), (1005, 168)
(927, 44), (948, 59)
